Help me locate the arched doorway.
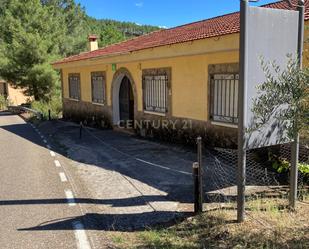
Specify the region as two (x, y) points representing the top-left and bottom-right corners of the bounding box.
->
(119, 76), (134, 124)
(111, 68), (137, 126)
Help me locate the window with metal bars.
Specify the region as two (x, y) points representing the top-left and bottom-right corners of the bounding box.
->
(210, 74), (239, 124)
(68, 74), (81, 100)
(91, 72), (105, 104)
(143, 72), (168, 114)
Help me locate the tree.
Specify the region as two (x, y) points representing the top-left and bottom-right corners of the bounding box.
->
(0, 0), (61, 100)
(251, 56), (309, 140)
(0, 0), (9, 15)
(41, 0), (89, 56)
(0, 0), (89, 100)
(98, 25), (126, 47)
(0, 0), (160, 101)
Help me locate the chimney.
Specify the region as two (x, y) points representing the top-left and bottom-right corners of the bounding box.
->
(88, 35), (98, 51)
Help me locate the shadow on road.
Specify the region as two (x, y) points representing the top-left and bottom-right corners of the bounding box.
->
(0, 112), (243, 231)
(17, 211), (188, 232)
(0, 195), (169, 207)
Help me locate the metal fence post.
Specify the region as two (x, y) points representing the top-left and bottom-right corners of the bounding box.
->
(192, 162), (200, 213)
(238, 0), (249, 223)
(196, 136), (203, 213)
(79, 121), (83, 139)
(48, 109), (51, 121)
(290, 0), (304, 210)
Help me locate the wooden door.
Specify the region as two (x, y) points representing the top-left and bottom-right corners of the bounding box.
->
(119, 76), (134, 123)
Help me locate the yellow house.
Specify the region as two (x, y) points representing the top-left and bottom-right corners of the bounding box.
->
(53, 0), (309, 147)
(0, 80), (31, 106)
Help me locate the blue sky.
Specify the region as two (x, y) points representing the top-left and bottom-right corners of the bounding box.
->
(75, 0), (278, 28)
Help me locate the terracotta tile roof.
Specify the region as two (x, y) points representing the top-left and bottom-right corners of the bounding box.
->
(53, 0), (309, 65)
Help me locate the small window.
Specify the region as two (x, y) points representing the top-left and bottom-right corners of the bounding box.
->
(91, 72), (105, 104)
(210, 74), (239, 124)
(68, 74), (81, 100)
(142, 68), (170, 113)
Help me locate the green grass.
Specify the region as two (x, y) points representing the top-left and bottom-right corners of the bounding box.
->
(112, 235), (126, 245)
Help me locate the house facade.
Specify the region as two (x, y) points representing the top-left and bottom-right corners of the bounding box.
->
(53, 1), (309, 147)
(0, 80), (30, 106)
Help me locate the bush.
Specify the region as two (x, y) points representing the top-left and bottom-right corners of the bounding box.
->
(31, 93), (62, 119)
(0, 94), (8, 110)
(268, 151), (309, 184)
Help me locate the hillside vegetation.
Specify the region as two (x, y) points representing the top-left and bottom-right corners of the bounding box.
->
(0, 0), (160, 102)
(87, 17), (160, 48)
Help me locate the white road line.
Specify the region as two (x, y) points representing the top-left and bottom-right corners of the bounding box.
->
(43, 139), (47, 144)
(136, 158), (192, 176)
(50, 151), (56, 157)
(59, 172), (68, 182)
(54, 160), (61, 167)
(72, 221), (91, 249)
(40, 135), (44, 139)
(46, 145), (51, 149)
(65, 190), (76, 206)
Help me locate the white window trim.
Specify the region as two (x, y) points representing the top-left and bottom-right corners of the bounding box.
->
(92, 102), (105, 106)
(143, 110), (166, 117)
(211, 121), (238, 129)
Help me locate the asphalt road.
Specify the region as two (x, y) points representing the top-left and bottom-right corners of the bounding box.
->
(0, 112), (91, 249)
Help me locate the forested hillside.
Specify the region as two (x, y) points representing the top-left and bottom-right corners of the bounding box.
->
(87, 17), (160, 48)
(0, 0), (160, 101)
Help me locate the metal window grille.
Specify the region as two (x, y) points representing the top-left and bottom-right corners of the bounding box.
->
(210, 74), (239, 124)
(69, 74), (80, 100)
(143, 74), (168, 113)
(91, 73), (105, 104)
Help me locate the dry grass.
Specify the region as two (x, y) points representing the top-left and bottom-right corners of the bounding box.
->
(108, 195), (309, 249)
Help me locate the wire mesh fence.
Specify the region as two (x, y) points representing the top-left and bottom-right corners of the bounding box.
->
(203, 142), (309, 206)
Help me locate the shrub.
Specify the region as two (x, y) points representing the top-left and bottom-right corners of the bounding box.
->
(268, 151), (309, 184)
(31, 93), (62, 119)
(0, 94), (8, 110)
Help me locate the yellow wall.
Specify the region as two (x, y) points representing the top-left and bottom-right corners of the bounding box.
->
(7, 84), (31, 106)
(0, 81), (30, 106)
(61, 33), (239, 122)
(58, 22), (309, 122)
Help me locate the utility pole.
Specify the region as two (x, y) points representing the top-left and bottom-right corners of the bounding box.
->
(290, 0), (304, 210)
(238, 0), (249, 223)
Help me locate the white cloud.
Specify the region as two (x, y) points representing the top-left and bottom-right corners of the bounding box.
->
(135, 2), (143, 8)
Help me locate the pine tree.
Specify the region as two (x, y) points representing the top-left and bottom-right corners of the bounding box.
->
(0, 0), (61, 100)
